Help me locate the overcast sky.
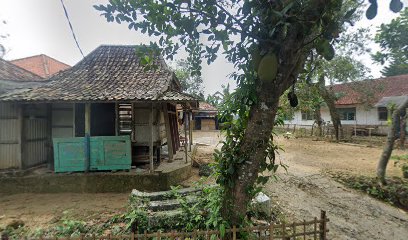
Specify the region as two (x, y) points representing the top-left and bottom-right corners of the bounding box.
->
(0, 1), (406, 95)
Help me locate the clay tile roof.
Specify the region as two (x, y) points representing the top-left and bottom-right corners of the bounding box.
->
(0, 58), (43, 82)
(197, 101), (217, 112)
(331, 74), (408, 105)
(0, 45), (196, 102)
(10, 54), (70, 79)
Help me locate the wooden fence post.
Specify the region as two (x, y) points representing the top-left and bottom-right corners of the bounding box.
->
(269, 224), (274, 240)
(320, 210), (327, 240)
(232, 226), (236, 240)
(282, 222), (286, 239)
(313, 217), (317, 240)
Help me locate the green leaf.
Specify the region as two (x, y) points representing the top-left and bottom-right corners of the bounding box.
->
(242, 1), (251, 16)
(219, 224), (226, 237)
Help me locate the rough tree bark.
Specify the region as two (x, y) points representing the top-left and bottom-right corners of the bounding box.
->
(377, 99), (408, 185)
(317, 76), (343, 141)
(314, 106), (323, 137)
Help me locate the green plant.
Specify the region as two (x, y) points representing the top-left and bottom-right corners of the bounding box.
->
(392, 154), (408, 178)
(54, 219), (87, 237)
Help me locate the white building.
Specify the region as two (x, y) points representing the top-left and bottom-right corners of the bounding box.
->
(285, 74), (408, 135)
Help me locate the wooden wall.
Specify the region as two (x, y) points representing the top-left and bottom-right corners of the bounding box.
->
(52, 103), (74, 138)
(0, 103), (21, 169)
(22, 103), (49, 169)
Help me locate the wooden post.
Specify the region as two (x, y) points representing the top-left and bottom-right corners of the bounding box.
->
(189, 111), (193, 152)
(46, 103), (53, 169)
(184, 109), (188, 164)
(319, 210), (327, 240)
(115, 102), (119, 136)
(163, 104), (174, 162)
(232, 226), (237, 240)
(17, 104), (24, 169)
(149, 103), (154, 171)
(84, 103), (91, 173)
(282, 222), (286, 239)
(313, 217), (317, 240)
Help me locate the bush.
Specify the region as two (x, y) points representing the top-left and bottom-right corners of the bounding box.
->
(331, 172), (408, 210)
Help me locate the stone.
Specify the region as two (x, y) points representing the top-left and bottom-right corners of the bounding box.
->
(198, 164), (214, 177)
(252, 192), (271, 217)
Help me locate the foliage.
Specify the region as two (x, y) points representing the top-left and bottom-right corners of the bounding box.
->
(173, 59), (205, 100)
(54, 219), (87, 237)
(372, 7), (408, 77)
(392, 154), (408, 177)
(169, 184), (227, 234)
(331, 172), (408, 210)
(205, 84), (232, 109)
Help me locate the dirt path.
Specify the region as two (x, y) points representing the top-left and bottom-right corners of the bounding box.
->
(265, 136), (408, 240)
(0, 193), (128, 232)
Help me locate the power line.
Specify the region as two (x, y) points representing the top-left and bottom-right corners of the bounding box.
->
(60, 0), (85, 58)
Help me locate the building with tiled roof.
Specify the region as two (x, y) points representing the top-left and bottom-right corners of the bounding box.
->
(0, 58), (43, 95)
(0, 45), (197, 173)
(192, 101), (218, 130)
(331, 74), (408, 106)
(10, 54), (70, 79)
(284, 74), (408, 135)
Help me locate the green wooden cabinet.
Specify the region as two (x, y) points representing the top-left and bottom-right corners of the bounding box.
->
(53, 136), (131, 173)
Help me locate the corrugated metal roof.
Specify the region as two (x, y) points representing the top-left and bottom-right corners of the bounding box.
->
(0, 45), (195, 102)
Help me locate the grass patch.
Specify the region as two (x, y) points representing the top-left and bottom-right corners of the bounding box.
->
(329, 171), (408, 211)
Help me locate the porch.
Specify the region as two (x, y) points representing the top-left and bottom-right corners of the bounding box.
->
(0, 147), (195, 194)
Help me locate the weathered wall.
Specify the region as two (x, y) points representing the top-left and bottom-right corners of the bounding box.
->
(52, 103), (74, 138)
(22, 103), (50, 169)
(0, 103), (21, 169)
(133, 103), (164, 144)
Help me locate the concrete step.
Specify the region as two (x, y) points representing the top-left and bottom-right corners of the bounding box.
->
(131, 186), (202, 201)
(148, 195), (197, 211)
(148, 209), (183, 228)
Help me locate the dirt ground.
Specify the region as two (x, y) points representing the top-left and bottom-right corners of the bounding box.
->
(265, 135), (408, 240)
(0, 193), (128, 233)
(1, 131), (407, 239)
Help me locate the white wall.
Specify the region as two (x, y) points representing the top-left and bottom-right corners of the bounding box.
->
(284, 105), (388, 127)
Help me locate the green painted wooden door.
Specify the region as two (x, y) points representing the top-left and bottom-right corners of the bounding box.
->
(53, 136), (131, 173)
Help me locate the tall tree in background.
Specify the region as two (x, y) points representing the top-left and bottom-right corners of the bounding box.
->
(96, 0), (403, 225)
(295, 27), (372, 140)
(174, 59), (205, 100)
(372, 7), (408, 77)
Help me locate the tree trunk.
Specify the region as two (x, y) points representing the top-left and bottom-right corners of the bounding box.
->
(220, 0), (336, 225)
(400, 112), (406, 150)
(317, 76), (342, 141)
(313, 106), (323, 137)
(377, 99), (408, 185)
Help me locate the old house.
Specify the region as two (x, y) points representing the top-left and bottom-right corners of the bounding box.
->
(284, 74), (408, 135)
(193, 101), (218, 130)
(0, 45), (197, 172)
